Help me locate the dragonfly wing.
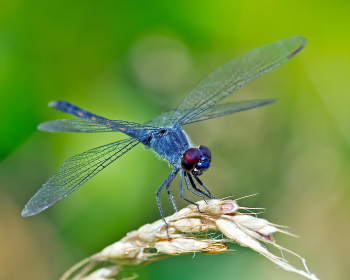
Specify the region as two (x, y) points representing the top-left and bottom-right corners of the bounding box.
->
(170, 36), (306, 125)
(38, 118), (158, 133)
(21, 136), (145, 217)
(144, 110), (176, 127)
(183, 99), (276, 125)
(38, 118), (116, 133)
(145, 99), (275, 126)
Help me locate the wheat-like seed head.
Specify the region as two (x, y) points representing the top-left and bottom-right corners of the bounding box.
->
(61, 198), (319, 280)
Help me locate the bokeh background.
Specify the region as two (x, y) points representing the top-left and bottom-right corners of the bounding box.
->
(1, 0), (350, 279)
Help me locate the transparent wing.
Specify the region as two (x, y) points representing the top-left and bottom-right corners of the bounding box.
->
(145, 99), (275, 126)
(38, 118), (116, 132)
(21, 136), (147, 217)
(144, 111), (175, 127)
(184, 99), (276, 124)
(169, 36), (306, 125)
(38, 118), (158, 133)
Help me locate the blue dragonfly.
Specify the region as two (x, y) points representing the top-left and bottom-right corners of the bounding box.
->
(22, 36), (306, 230)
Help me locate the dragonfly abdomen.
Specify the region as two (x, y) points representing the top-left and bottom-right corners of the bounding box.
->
(49, 100), (103, 121)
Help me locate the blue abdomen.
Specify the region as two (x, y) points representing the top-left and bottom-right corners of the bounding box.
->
(50, 100), (153, 140)
(49, 100), (102, 120)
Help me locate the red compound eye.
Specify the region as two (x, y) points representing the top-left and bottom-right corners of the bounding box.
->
(181, 148), (201, 172)
(199, 146), (211, 161)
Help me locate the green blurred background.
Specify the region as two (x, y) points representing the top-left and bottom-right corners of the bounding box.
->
(1, 0), (350, 279)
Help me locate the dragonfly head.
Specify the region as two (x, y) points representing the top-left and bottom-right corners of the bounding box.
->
(181, 146), (211, 176)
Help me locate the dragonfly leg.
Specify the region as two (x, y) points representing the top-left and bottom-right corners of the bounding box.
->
(166, 183), (178, 212)
(187, 173), (212, 200)
(179, 172), (202, 213)
(184, 173), (208, 202)
(193, 176), (215, 199)
(156, 168), (179, 238)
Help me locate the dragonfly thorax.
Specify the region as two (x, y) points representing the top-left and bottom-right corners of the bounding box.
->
(181, 146), (211, 176)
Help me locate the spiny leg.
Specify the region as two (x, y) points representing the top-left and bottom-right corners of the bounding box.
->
(193, 175), (215, 199)
(179, 171), (202, 213)
(187, 173), (212, 200)
(166, 181), (178, 212)
(184, 172), (208, 202)
(156, 169), (179, 238)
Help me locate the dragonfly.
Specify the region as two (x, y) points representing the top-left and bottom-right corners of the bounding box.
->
(22, 36), (306, 231)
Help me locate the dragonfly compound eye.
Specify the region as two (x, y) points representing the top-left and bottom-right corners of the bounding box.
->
(199, 145), (211, 161)
(181, 148), (201, 172)
(191, 146), (211, 176)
